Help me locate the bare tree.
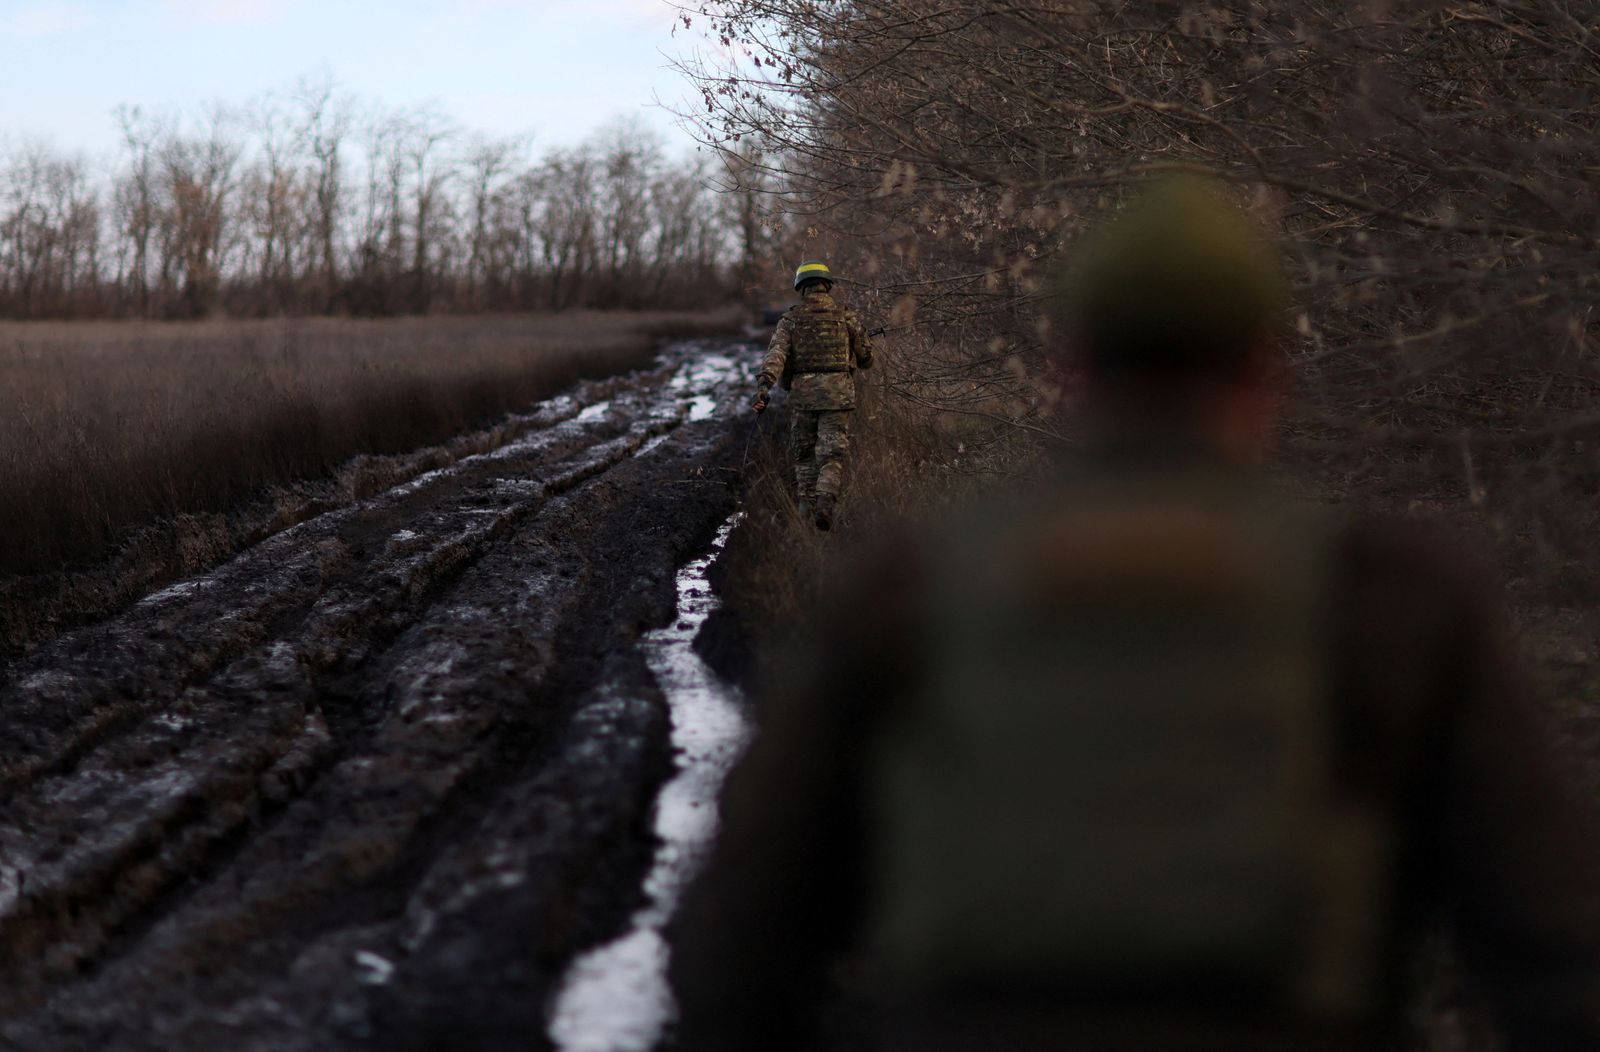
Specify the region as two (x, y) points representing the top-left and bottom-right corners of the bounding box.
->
(401, 105), (458, 312)
(244, 93), (302, 312)
(536, 145), (601, 309)
(0, 140), (51, 315)
(53, 152), (101, 313)
(592, 120), (663, 306)
(158, 105), (241, 317)
(679, 1), (1600, 456)
(349, 110), (410, 312)
(113, 105), (164, 317)
(294, 73), (352, 311)
(715, 141), (783, 306)
(463, 133), (525, 309)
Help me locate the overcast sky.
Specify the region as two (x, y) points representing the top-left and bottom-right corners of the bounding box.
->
(2, 0), (699, 159)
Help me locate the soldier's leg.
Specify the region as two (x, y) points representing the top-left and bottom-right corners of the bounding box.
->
(789, 410), (820, 505)
(814, 410), (853, 500)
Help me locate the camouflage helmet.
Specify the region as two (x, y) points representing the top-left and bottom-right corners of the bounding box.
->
(1053, 177), (1286, 379)
(794, 259), (834, 291)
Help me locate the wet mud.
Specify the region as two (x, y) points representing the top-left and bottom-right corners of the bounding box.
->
(0, 341), (755, 1052)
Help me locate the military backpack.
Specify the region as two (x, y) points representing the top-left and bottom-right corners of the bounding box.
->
(782, 299), (853, 389)
(868, 465), (1393, 1022)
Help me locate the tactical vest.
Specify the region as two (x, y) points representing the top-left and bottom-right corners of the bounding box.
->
(868, 467), (1393, 1022)
(787, 300), (852, 375)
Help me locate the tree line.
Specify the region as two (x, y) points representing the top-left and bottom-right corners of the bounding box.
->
(681, 0), (1600, 564)
(684, 0), (1598, 411)
(0, 78), (747, 319)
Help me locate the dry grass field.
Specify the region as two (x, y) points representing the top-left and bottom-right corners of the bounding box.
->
(0, 310), (735, 575)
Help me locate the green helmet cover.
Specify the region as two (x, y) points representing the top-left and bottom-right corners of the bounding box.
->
(1055, 177), (1287, 377)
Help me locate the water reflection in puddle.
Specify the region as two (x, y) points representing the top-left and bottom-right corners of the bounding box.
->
(547, 513), (749, 1052)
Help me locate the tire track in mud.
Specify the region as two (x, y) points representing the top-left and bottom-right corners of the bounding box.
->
(0, 340), (752, 1052)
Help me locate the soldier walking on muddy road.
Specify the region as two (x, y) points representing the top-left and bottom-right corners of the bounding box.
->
(753, 260), (874, 531)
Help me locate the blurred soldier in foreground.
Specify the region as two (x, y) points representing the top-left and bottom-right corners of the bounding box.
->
(671, 180), (1600, 1050)
(753, 260), (874, 530)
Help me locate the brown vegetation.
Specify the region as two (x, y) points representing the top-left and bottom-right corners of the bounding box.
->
(0, 310), (735, 575)
(681, 0), (1600, 726)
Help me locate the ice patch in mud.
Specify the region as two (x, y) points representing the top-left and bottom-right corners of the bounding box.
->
(548, 513), (750, 1052)
(636, 433), (671, 458)
(577, 400), (613, 423)
(15, 668), (79, 693)
(353, 950), (396, 986)
(673, 352), (739, 390)
(139, 579), (211, 605)
(388, 465), (453, 497)
(687, 395), (718, 422)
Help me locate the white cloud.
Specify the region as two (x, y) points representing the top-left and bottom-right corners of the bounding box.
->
(11, 2), (92, 38)
(159, 0), (290, 26)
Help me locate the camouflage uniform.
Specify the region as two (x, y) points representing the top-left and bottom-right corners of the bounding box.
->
(758, 286), (874, 507)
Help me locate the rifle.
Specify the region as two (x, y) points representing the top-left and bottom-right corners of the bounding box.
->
(741, 399), (774, 475)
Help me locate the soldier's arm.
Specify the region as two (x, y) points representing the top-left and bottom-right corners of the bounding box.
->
(1337, 525), (1600, 1048)
(1434, 598), (1600, 1050)
(848, 310), (874, 370)
(758, 315), (792, 391)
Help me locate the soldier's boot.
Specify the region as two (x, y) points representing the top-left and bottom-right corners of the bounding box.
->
(814, 492), (837, 531)
(798, 500), (813, 523)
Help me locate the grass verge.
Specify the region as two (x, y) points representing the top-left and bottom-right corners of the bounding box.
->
(0, 310), (736, 577)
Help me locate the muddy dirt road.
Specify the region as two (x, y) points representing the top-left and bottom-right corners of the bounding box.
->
(0, 340), (754, 1052)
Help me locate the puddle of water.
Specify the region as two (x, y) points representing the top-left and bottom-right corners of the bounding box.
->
(685, 354), (738, 387)
(687, 395), (718, 423)
(547, 514), (750, 1052)
(668, 353), (742, 426)
(684, 393), (716, 422)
